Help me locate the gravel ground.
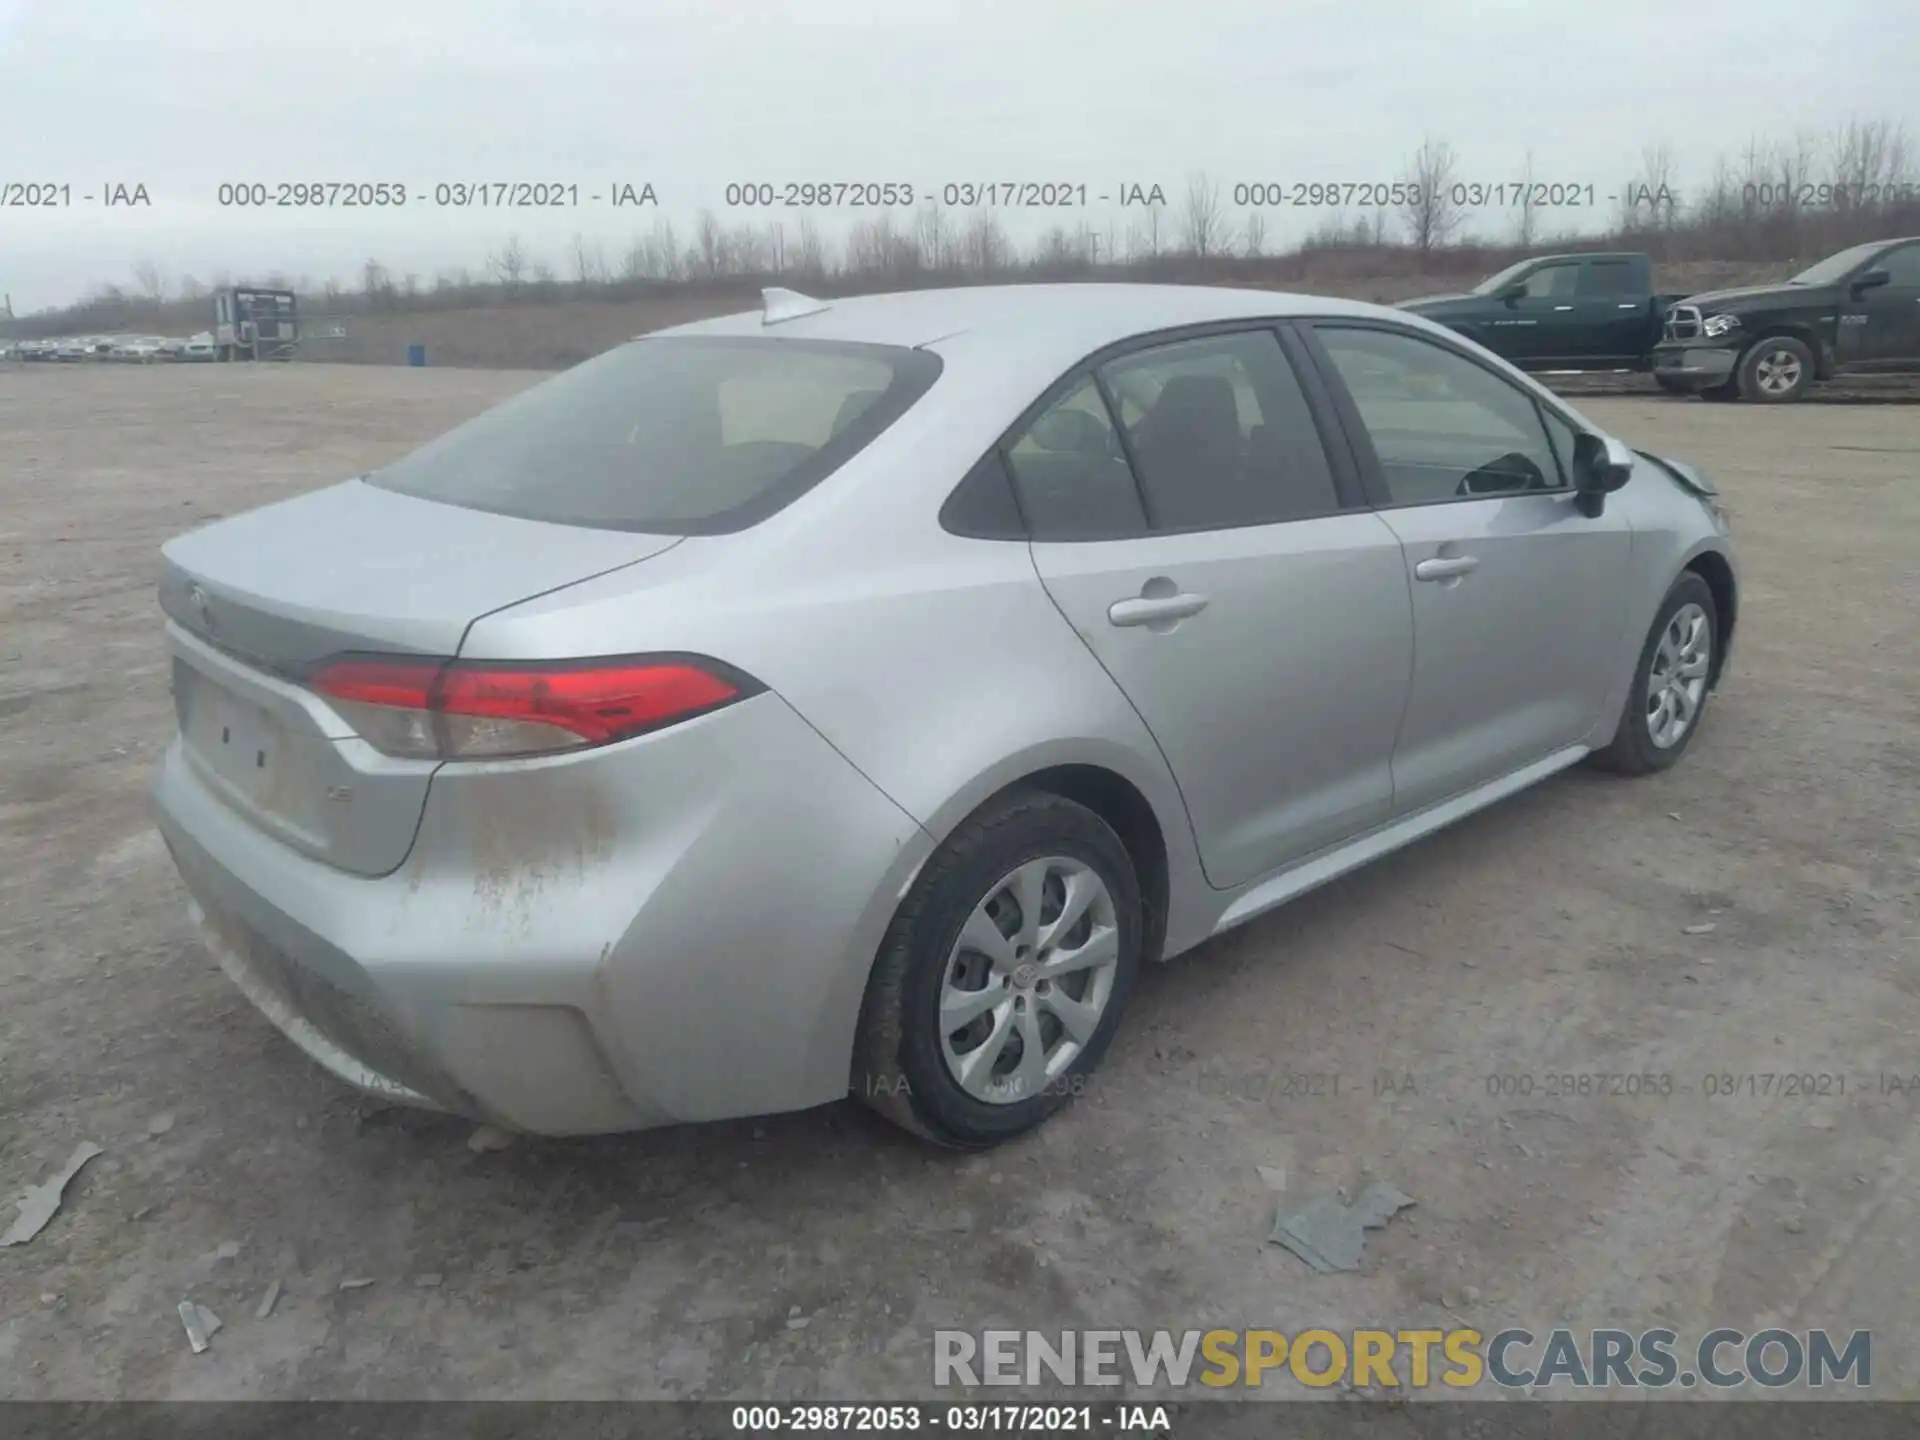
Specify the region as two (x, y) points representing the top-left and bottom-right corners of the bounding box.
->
(1, 363), (1916, 1401)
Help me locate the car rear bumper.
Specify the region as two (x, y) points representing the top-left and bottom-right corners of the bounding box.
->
(1651, 341), (1738, 385)
(151, 690), (933, 1134)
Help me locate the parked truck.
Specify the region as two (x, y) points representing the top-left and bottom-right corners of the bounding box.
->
(1649, 235), (1920, 403)
(212, 285), (298, 361)
(1399, 251), (1687, 373)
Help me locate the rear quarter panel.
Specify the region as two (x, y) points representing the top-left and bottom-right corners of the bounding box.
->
(458, 372), (1213, 955)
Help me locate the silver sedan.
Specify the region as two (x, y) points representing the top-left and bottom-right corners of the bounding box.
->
(150, 283), (1738, 1148)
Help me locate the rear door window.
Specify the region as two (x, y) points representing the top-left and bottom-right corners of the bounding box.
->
(1097, 329), (1341, 530)
(1578, 260), (1640, 296)
(366, 337), (941, 534)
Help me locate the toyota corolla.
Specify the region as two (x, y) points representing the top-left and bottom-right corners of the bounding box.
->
(150, 283), (1737, 1148)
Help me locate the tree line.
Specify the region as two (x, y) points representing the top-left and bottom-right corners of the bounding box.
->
(16, 118), (1917, 336)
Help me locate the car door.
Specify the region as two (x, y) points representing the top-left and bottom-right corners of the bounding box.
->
(1302, 321), (1634, 815)
(1574, 257), (1650, 363)
(1012, 326), (1414, 891)
(1846, 243), (1920, 369)
(1490, 261), (1582, 364)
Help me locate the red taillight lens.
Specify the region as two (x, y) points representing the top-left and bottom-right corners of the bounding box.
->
(309, 654), (757, 759)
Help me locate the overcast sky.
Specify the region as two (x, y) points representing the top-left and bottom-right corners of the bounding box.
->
(2, 0), (1916, 313)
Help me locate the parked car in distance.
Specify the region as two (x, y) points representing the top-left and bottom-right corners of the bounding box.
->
(1399, 252), (1688, 373)
(111, 335), (168, 362)
(151, 283), (1738, 1149)
(178, 333), (217, 362)
(1651, 235), (1920, 402)
(54, 337), (95, 361)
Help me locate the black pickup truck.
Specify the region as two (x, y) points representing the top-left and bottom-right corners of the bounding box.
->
(1649, 235), (1920, 402)
(1399, 252), (1686, 372)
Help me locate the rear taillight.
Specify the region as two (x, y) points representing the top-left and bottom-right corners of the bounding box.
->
(309, 654), (760, 760)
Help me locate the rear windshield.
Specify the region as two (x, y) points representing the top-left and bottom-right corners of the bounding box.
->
(365, 336), (943, 533)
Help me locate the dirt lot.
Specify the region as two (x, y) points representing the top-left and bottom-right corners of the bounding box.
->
(1, 364), (1916, 1402)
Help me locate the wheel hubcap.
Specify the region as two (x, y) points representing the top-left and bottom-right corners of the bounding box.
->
(1645, 602), (1712, 749)
(938, 856), (1119, 1105)
(1756, 350), (1801, 393)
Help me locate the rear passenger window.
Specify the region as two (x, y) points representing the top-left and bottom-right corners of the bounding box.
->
(1578, 261), (1638, 297)
(1004, 375), (1148, 540)
(1096, 330), (1339, 530)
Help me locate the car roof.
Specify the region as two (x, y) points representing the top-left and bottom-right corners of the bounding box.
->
(652, 282), (1414, 366)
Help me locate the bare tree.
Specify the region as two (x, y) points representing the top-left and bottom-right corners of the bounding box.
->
(570, 232), (608, 289)
(488, 235), (530, 293)
(793, 214), (828, 281)
(131, 259), (167, 303)
(846, 212), (920, 278)
(693, 211), (726, 278)
(1512, 150), (1540, 246)
(1140, 200), (1165, 260)
(1825, 118), (1911, 216)
(1242, 209), (1266, 258)
(648, 218), (683, 281)
(1396, 137), (1463, 254)
(959, 209), (1010, 274)
(1180, 172), (1224, 257)
(1772, 131), (1818, 217)
(1032, 224), (1082, 272)
(916, 202), (953, 272)
(177, 274), (206, 301)
(1616, 143), (1680, 233)
(360, 258), (394, 308)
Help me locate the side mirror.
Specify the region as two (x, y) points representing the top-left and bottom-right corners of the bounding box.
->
(1851, 267), (1891, 293)
(1571, 433), (1634, 516)
(1498, 282), (1528, 304)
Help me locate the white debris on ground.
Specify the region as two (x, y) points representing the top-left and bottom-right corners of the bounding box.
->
(1, 1142), (104, 1248)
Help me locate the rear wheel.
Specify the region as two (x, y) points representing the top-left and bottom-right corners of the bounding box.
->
(1590, 573), (1718, 776)
(1736, 336), (1814, 403)
(854, 789), (1141, 1148)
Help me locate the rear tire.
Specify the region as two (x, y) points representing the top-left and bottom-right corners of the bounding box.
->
(1590, 573), (1719, 776)
(854, 789), (1142, 1149)
(1736, 336), (1814, 403)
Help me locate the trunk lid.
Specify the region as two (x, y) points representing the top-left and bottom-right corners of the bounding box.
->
(159, 480), (680, 876)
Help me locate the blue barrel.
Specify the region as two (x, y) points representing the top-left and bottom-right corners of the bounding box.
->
(406, 343), (426, 367)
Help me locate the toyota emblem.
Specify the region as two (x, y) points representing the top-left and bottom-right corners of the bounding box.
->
(187, 583), (215, 634)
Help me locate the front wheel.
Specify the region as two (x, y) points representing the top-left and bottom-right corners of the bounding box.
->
(1736, 336), (1814, 403)
(1590, 573), (1719, 776)
(854, 789), (1142, 1148)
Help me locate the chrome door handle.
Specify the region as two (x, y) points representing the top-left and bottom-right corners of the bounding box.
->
(1414, 555), (1480, 581)
(1108, 593), (1209, 626)
(1553, 304), (1575, 311)
(1617, 302), (1639, 309)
